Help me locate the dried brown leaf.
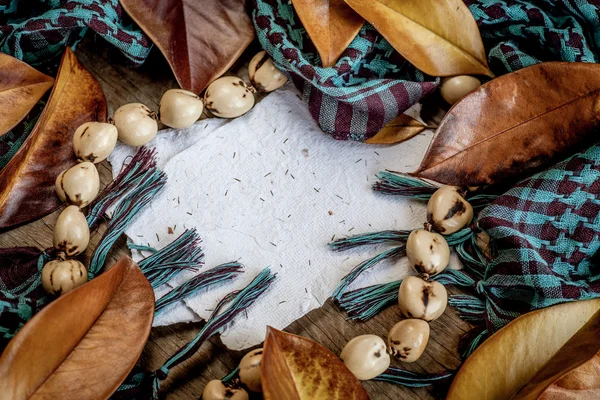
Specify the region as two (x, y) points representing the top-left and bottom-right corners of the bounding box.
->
(513, 309), (600, 400)
(0, 54), (54, 137)
(366, 114), (427, 144)
(0, 257), (154, 399)
(292, 0), (364, 67)
(262, 326), (368, 400)
(0, 47), (106, 229)
(447, 299), (600, 400)
(120, 0), (255, 93)
(344, 0), (492, 77)
(414, 62), (600, 186)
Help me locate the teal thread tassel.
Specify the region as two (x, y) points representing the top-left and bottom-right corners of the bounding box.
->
(149, 268), (276, 399)
(373, 171), (437, 199)
(449, 294), (486, 323)
(88, 167), (167, 276)
(139, 229), (204, 288)
(372, 368), (455, 387)
(331, 245), (405, 302)
(155, 262), (244, 315)
(338, 269), (476, 321)
(87, 147), (159, 227)
(128, 244), (158, 253)
(329, 230), (411, 251)
(221, 367), (240, 383)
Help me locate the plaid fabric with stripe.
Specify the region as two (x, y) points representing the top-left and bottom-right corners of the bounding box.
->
(478, 144), (600, 331)
(252, 0), (600, 141)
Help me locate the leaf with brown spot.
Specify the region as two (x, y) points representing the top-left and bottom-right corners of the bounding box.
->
(413, 62), (600, 186)
(0, 54), (54, 137)
(513, 309), (600, 400)
(261, 326), (368, 400)
(119, 0), (254, 93)
(0, 257), (154, 399)
(447, 299), (600, 400)
(344, 0), (493, 77)
(292, 0), (364, 67)
(0, 47), (106, 229)
(366, 114), (430, 144)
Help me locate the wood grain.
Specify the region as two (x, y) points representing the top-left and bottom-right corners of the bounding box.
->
(0, 35), (471, 399)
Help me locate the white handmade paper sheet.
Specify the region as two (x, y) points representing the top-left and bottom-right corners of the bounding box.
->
(109, 85), (451, 350)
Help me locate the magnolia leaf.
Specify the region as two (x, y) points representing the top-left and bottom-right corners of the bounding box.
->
(366, 114), (429, 144)
(514, 309), (600, 400)
(414, 62), (600, 186)
(0, 54), (54, 138)
(120, 0), (254, 93)
(292, 0), (364, 67)
(262, 326), (368, 400)
(344, 0), (492, 77)
(0, 47), (106, 229)
(447, 299), (600, 400)
(0, 257), (154, 400)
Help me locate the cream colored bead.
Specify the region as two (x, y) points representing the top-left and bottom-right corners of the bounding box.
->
(340, 334), (390, 380)
(55, 162), (100, 208)
(159, 89), (203, 128)
(440, 75), (481, 105)
(406, 229), (450, 276)
(387, 319), (429, 362)
(201, 380), (249, 400)
(398, 276), (447, 322)
(238, 348), (262, 392)
(112, 103), (158, 147)
(248, 51), (287, 92)
(42, 256), (88, 296)
(72, 122), (118, 163)
(427, 186), (474, 235)
(204, 76), (255, 118)
(53, 206), (90, 257)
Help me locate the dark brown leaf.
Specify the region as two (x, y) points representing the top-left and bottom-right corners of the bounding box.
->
(0, 47), (106, 229)
(262, 326), (368, 400)
(119, 0), (255, 93)
(344, 0), (492, 77)
(365, 114), (428, 144)
(414, 62), (600, 186)
(0, 257), (154, 399)
(513, 309), (600, 400)
(292, 0), (364, 67)
(0, 54), (54, 137)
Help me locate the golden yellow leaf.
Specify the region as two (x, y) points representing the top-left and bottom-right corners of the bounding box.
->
(344, 0), (493, 77)
(366, 114), (428, 144)
(447, 299), (600, 400)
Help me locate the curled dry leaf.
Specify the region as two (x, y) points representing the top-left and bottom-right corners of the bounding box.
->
(513, 309), (600, 400)
(365, 114), (429, 144)
(0, 47), (106, 229)
(292, 0), (364, 67)
(414, 62), (600, 186)
(120, 0), (254, 93)
(344, 0), (492, 77)
(447, 299), (600, 400)
(262, 326), (368, 400)
(0, 54), (54, 137)
(0, 257), (154, 400)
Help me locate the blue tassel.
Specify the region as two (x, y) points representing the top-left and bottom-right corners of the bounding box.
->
(372, 368), (455, 387)
(88, 167), (167, 276)
(221, 367), (240, 383)
(331, 245), (406, 302)
(87, 147), (159, 227)
(149, 268), (276, 398)
(154, 262), (244, 315)
(338, 269), (476, 321)
(373, 171), (437, 199)
(138, 229), (204, 288)
(128, 244), (158, 253)
(449, 294), (486, 323)
(329, 230), (411, 251)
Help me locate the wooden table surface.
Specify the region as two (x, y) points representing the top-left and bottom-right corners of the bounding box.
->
(0, 36), (471, 400)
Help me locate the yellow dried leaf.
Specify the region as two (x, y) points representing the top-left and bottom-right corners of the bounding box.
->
(366, 114), (427, 144)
